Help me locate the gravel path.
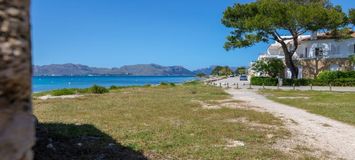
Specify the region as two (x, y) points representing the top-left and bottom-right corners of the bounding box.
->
(225, 88), (355, 159)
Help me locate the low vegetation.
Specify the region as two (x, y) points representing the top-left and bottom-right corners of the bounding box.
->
(317, 71), (355, 83)
(211, 66), (233, 76)
(89, 85), (109, 94)
(235, 66), (247, 76)
(260, 89), (355, 125)
(251, 71), (355, 86)
(34, 85), (110, 97)
(251, 77), (279, 86)
(50, 88), (77, 96)
(33, 83), (317, 159)
(251, 58), (285, 78)
(196, 73), (207, 78)
(159, 82), (176, 86)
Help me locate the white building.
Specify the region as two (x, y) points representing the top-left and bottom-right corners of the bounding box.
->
(256, 32), (355, 78)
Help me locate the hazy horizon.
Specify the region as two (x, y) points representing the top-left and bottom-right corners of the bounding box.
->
(33, 62), (238, 71)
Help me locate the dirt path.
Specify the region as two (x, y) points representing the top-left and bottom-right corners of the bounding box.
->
(226, 88), (355, 160)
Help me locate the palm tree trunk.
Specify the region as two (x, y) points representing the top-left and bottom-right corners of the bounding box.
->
(0, 1), (34, 160)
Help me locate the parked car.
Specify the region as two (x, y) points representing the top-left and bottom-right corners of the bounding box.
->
(239, 75), (248, 81)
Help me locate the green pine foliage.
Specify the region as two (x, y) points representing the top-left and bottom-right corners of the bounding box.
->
(222, 0), (350, 78)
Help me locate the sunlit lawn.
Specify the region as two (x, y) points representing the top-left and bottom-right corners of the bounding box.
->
(34, 83), (313, 159)
(260, 89), (355, 125)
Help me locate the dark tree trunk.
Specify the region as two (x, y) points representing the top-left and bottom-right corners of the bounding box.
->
(0, 1), (34, 160)
(271, 31), (300, 79)
(280, 43), (299, 79)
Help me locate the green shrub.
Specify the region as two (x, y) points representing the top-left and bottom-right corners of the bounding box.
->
(160, 82), (169, 86)
(281, 78), (355, 86)
(309, 79), (328, 86)
(282, 79), (312, 86)
(143, 84), (151, 87)
(89, 85), (109, 94)
(50, 88), (76, 96)
(317, 71), (341, 83)
(317, 71), (355, 83)
(160, 82), (176, 86)
(109, 85), (119, 90)
(250, 77), (277, 86)
(333, 78), (355, 86)
(196, 73), (207, 78)
(343, 71), (355, 78)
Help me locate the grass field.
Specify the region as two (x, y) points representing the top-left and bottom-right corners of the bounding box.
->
(33, 83), (316, 159)
(260, 89), (355, 125)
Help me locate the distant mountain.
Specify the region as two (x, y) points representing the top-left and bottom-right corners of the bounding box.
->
(33, 63), (194, 76)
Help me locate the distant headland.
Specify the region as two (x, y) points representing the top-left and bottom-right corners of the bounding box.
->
(33, 63), (220, 76)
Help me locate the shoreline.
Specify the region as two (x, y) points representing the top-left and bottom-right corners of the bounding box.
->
(33, 79), (201, 93)
(33, 76), (198, 93)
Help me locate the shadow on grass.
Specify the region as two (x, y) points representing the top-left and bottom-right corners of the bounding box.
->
(33, 123), (147, 160)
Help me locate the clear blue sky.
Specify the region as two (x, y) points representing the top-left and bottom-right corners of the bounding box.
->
(31, 0), (354, 70)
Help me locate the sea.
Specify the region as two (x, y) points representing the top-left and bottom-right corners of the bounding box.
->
(33, 76), (196, 92)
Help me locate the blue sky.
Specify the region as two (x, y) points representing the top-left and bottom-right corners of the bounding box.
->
(31, 0), (354, 70)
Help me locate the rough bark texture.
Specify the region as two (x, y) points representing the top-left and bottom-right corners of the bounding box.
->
(280, 43), (299, 79)
(272, 32), (299, 79)
(0, 0), (34, 160)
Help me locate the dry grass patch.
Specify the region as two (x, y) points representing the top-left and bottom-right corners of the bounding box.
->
(34, 84), (315, 159)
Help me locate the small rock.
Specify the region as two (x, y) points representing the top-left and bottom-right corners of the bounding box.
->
(77, 143), (83, 147)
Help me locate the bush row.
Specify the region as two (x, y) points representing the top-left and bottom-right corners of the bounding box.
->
(250, 77), (278, 86)
(317, 71), (355, 83)
(251, 77), (355, 87)
(49, 85), (109, 96)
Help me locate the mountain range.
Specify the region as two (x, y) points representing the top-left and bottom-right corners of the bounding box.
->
(33, 63), (214, 76)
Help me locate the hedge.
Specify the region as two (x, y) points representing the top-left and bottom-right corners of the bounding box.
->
(332, 78), (355, 86)
(317, 71), (355, 83)
(251, 77), (355, 87)
(282, 78), (355, 86)
(250, 77), (278, 86)
(282, 79), (312, 86)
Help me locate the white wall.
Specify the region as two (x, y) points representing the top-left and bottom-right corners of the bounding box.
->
(265, 38), (355, 59)
(297, 38), (355, 59)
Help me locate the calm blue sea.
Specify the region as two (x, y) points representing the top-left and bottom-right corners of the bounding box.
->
(33, 76), (196, 92)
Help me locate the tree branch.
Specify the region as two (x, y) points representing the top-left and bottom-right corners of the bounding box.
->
(289, 29), (299, 53)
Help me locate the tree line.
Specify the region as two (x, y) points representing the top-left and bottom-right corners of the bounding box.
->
(208, 66), (247, 76)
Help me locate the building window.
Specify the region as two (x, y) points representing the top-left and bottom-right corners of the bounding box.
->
(353, 44), (355, 53)
(314, 47), (325, 58)
(305, 48), (308, 58)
